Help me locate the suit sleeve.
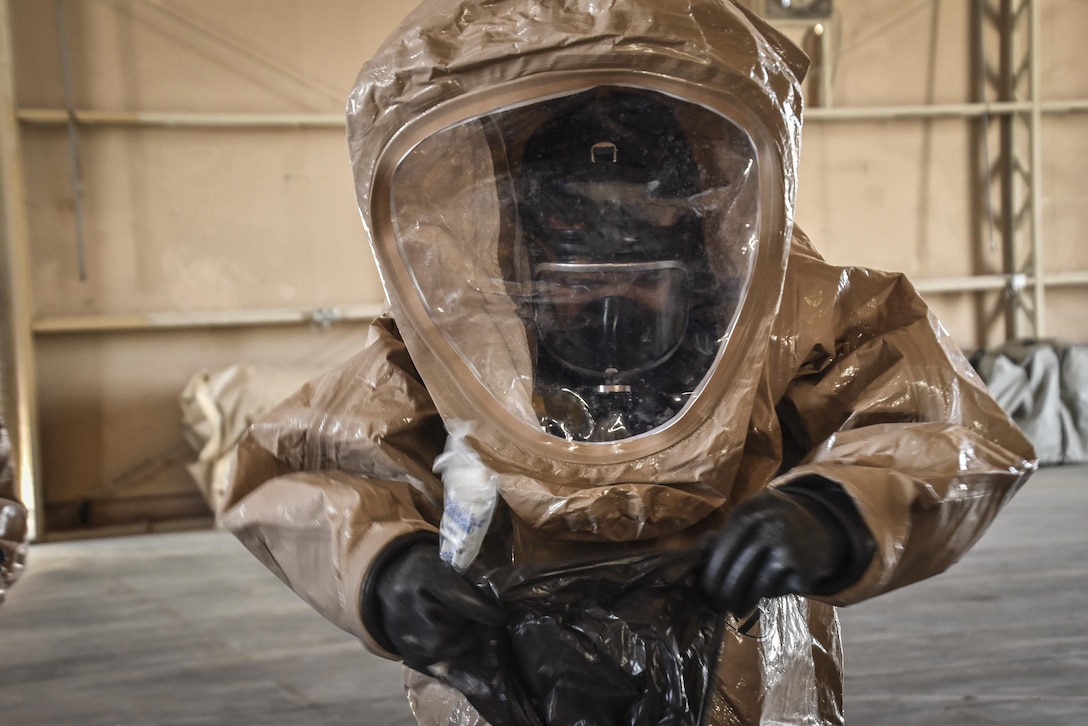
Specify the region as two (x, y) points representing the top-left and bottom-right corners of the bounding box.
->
(219, 316), (446, 655)
(0, 420), (29, 604)
(769, 244), (1037, 604)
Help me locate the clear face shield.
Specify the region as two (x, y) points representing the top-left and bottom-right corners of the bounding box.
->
(386, 84), (762, 445)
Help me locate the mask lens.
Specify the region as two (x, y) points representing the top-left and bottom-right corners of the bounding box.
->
(533, 261), (689, 378)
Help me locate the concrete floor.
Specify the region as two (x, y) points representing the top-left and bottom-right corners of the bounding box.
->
(1, 464), (1085, 725)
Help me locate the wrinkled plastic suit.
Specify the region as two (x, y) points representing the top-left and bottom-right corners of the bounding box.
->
(1, 420), (29, 605)
(221, 1), (1037, 724)
(443, 550), (724, 726)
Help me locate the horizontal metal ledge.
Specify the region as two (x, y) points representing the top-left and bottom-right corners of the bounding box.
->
(16, 109), (345, 128)
(40, 515), (217, 543)
(15, 100), (1088, 128)
(32, 303), (386, 334)
(808, 99), (1088, 121)
(28, 270), (1088, 333)
(914, 270), (1088, 294)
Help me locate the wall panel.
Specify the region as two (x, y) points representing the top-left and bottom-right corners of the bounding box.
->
(6, 1), (1087, 538)
(22, 125), (375, 316)
(10, 0), (395, 538)
(35, 324), (365, 535)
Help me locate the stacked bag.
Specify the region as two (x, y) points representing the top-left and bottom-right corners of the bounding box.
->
(973, 340), (1088, 465)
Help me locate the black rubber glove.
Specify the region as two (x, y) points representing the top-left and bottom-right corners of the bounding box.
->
(367, 542), (505, 671)
(700, 482), (875, 616)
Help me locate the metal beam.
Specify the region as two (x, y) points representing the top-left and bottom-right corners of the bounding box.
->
(912, 270), (1088, 295)
(16, 109), (345, 128)
(0, 0), (42, 540)
(807, 98), (1088, 121)
(11, 99), (1088, 129)
(1027, 0), (1045, 336)
(994, 0), (1043, 339)
(31, 304), (385, 335)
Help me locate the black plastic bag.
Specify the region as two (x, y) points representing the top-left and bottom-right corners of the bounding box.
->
(438, 550), (724, 726)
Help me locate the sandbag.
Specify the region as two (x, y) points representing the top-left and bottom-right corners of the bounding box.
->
(180, 364), (327, 511)
(973, 340), (1088, 465)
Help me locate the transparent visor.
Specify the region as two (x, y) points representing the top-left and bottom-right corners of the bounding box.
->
(388, 86), (761, 442)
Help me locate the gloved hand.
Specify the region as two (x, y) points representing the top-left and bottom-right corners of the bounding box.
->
(700, 483), (874, 615)
(369, 542), (505, 671)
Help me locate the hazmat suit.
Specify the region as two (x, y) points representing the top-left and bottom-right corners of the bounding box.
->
(221, 1), (1037, 724)
(0, 420), (28, 605)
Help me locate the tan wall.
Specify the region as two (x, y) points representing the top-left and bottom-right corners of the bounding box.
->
(13, 0), (391, 315)
(8, 1), (1088, 538)
(10, 0), (399, 537)
(788, 0), (1088, 349)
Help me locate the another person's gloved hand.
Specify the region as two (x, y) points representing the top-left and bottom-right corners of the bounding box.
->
(700, 482), (875, 615)
(368, 542), (505, 671)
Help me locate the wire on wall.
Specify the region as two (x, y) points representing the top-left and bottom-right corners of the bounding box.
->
(54, 0), (88, 282)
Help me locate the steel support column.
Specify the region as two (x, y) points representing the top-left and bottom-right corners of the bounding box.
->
(990, 0), (1044, 339)
(0, 0), (41, 540)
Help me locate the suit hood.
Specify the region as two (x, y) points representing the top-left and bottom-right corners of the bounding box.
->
(344, 0), (810, 540)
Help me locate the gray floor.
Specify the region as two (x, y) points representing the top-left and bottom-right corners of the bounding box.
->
(1, 465), (1085, 725)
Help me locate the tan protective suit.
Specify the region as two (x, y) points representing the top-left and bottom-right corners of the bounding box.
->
(1, 420), (28, 605)
(222, 1), (1037, 723)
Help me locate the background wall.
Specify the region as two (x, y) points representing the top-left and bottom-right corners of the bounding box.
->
(786, 0), (1088, 348)
(3, 0), (1086, 539)
(6, 0), (399, 538)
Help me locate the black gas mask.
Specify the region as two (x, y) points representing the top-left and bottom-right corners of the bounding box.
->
(517, 91), (705, 378)
(512, 89), (714, 440)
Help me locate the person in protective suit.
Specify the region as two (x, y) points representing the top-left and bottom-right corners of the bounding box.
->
(221, 1), (1036, 723)
(1, 420), (29, 605)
